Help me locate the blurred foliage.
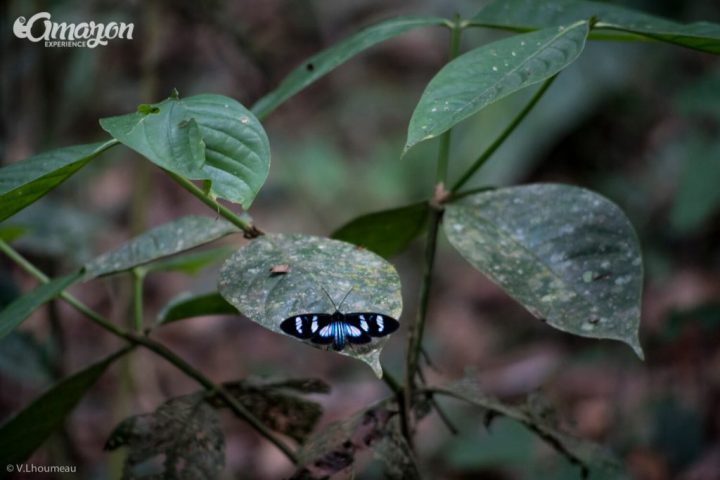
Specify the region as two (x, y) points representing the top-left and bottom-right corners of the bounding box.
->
(1, 0), (720, 478)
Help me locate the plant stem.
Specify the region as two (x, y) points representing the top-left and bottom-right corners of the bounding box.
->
(402, 15), (464, 446)
(0, 240), (298, 464)
(450, 74), (558, 193)
(404, 209), (442, 416)
(132, 269), (144, 332)
(164, 170), (264, 238)
(435, 17), (463, 185)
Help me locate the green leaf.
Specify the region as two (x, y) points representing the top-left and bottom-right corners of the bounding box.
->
(0, 348), (129, 466)
(471, 0), (720, 54)
(332, 202), (429, 258)
(83, 216), (238, 280)
(218, 234), (403, 377)
(142, 246), (233, 275)
(100, 94), (270, 208)
(0, 272), (82, 340)
(105, 392), (224, 480)
(0, 140), (116, 222)
(157, 292), (237, 325)
(443, 184), (643, 358)
(252, 16), (449, 119)
(436, 377), (622, 477)
(405, 21), (588, 152)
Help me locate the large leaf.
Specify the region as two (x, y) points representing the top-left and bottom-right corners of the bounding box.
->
(332, 202), (429, 258)
(105, 393), (224, 480)
(100, 94), (269, 208)
(0, 348), (129, 466)
(0, 271), (82, 340)
(434, 377), (622, 477)
(443, 184), (643, 357)
(83, 216), (238, 280)
(251, 16), (449, 119)
(405, 21), (588, 152)
(157, 292), (237, 325)
(471, 0), (720, 54)
(0, 140), (116, 222)
(218, 234), (402, 377)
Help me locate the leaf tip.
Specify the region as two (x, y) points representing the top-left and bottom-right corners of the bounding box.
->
(629, 335), (645, 361)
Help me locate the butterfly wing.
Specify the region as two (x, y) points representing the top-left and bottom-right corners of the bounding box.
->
(347, 313), (399, 337)
(341, 316), (372, 345)
(280, 314), (331, 340)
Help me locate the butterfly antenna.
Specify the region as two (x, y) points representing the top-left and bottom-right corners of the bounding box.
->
(319, 285), (339, 310)
(336, 287), (354, 310)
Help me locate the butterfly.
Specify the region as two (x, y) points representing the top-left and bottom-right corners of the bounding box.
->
(279, 289), (399, 351)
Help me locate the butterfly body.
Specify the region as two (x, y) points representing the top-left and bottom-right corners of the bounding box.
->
(280, 310), (398, 351)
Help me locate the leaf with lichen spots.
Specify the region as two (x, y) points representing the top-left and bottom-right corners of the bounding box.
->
(444, 184), (643, 358)
(105, 393), (224, 480)
(218, 234), (403, 377)
(208, 378), (329, 444)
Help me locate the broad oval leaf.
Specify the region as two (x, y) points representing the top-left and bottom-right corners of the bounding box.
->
(218, 234), (402, 377)
(471, 0), (720, 55)
(158, 292), (237, 325)
(0, 348), (129, 466)
(405, 21), (588, 152)
(444, 184), (643, 357)
(100, 94), (269, 208)
(332, 202), (429, 259)
(251, 16), (449, 119)
(0, 140), (116, 222)
(0, 271), (82, 340)
(84, 216), (238, 280)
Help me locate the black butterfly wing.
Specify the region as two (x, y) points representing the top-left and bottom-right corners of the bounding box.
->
(347, 313), (399, 337)
(280, 314), (331, 340)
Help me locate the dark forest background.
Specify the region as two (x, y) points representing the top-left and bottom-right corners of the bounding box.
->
(1, 0), (720, 478)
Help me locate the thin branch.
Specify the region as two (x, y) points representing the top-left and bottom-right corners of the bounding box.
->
(0, 240), (298, 464)
(450, 74), (558, 193)
(164, 170), (264, 238)
(435, 16), (463, 185)
(403, 206), (443, 443)
(403, 15), (464, 447)
(132, 269), (144, 333)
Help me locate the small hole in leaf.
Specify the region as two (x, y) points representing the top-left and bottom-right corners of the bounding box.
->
(306, 63), (315, 71)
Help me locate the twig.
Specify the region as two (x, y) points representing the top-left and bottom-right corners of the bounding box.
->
(451, 74), (558, 193)
(164, 170), (264, 238)
(0, 240), (298, 464)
